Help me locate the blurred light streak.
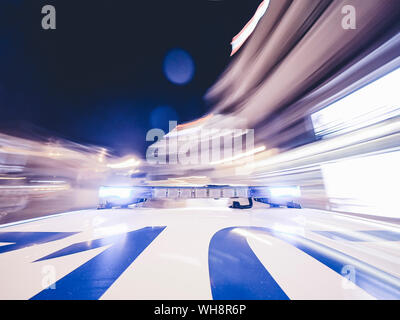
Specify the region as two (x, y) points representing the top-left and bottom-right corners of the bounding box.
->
(176, 114), (214, 130)
(271, 223), (305, 237)
(0, 185), (69, 191)
(107, 158), (141, 169)
(211, 145), (266, 165)
(242, 118), (400, 173)
(0, 130), (127, 223)
(97, 148), (108, 163)
(30, 180), (66, 184)
(232, 228), (273, 246)
(231, 0), (270, 56)
(312, 68), (400, 138)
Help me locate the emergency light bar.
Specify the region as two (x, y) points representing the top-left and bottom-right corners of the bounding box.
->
(98, 185), (301, 210)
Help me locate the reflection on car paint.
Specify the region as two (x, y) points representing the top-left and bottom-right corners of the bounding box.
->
(209, 227), (400, 300)
(31, 227), (166, 300)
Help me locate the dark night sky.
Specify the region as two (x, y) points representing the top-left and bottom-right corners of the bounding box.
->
(0, 0), (260, 156)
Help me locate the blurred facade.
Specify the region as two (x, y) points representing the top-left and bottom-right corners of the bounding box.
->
(145, 0), (400, 220)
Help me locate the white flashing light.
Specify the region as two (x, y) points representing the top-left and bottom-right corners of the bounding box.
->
(269, 186), (301, 198)
(99, 187), (132, 199)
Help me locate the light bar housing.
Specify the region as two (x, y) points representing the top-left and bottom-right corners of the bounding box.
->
(98, 185), (301, 208)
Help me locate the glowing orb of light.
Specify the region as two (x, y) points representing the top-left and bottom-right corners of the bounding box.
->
(163, 49), (195, 85)
(150, 105), (178, 132)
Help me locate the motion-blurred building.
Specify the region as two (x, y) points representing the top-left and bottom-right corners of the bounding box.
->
(145, 0), (400, 220)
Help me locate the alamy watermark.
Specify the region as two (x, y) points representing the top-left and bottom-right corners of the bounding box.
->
(41, 265), (57, 290)
(40, 4), (357, 31)
(41, 5), (56, 30)
(146, 121), (256, 165)
(341, 5), (356, 30)
(341, 264), (357, 289)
